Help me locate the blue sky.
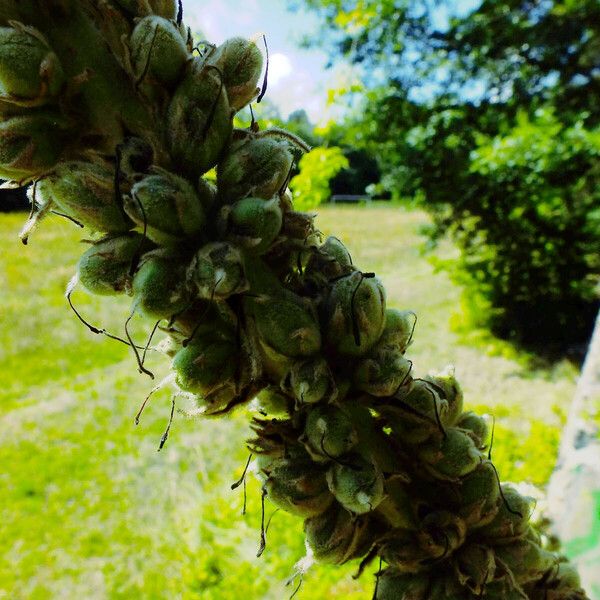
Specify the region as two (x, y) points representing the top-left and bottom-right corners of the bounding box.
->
(183, 0), (482, 123)
(184, 0), (341, 123)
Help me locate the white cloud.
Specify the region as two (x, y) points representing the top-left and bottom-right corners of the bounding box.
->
(265, 68), (319, 120)
(183, 0), (355, 124)
(268, 53), (293, 87)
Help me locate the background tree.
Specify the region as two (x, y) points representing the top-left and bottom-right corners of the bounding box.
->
(297, 0), (600, 352)
(247, 103), (382, 206)
(290, 145), (349, 209)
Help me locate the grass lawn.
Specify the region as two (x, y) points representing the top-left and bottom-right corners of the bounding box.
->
(0, 205), (579, 599)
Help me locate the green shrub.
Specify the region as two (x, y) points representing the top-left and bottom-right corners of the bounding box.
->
(290, 146), (349, 211)
(413, 108), (600, 350)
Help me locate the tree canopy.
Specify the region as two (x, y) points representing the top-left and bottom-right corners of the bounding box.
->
(298, 0), (600, 350)
(300, 0), (600, 120)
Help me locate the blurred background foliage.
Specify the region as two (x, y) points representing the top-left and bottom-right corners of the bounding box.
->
(1, 0), (600, 596)
(2, 0), (598, 350)
(0, 210), (577, 598)
(292, 0), (600, 353)
(290, 146), (349, 210)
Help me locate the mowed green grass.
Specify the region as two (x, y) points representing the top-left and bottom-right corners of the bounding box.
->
(0, 206), (578, 599)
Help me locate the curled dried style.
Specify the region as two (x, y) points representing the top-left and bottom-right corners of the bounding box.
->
(0, 2), (588, 598)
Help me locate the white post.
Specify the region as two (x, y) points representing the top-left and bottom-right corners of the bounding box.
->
(547, 309), (600, 600)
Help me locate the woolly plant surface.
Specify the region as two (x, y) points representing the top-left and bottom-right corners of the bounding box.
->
(0, 1), (589, 598)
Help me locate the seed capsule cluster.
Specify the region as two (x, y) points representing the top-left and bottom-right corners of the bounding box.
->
(0, 2), (589, 599)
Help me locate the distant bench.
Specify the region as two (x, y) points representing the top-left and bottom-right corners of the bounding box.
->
(329, 194), (371, 204)
(329, 195), (391, 204)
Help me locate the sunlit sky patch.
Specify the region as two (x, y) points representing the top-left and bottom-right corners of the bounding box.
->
(183, 0), (484, 124)
(184, 0), (340, 123)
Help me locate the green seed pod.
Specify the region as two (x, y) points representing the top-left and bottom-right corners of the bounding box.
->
(377, 479), (418, 530)
(456, 411), (489, 448)
(189, 242), (248, 299)
(422, 366), (464, 426)
(379, 404), (437, 446)
(77, 232), (150, 296)
(131, 250), (192, 318)
(304, 503), (372, 565)
(149, 0), (178, 18)
(375, 569), (430, 600)
(334, 377), (352, 403)
(325, 271), (386, 357)
(555, 562), (583, 590)
(427, 576), (466, 600)
(223, 196), (282, 255)
(494, 539), (556, 585)
(117, 136), (154, 178)
(281, 209), (317, 242)
(129, 16), (188, 87)
(0, 97), (21, 115)
(170, 306), (244, 414)
(207, 37), (263, 111)
(417, 510), (466, 559)
(261, 457), (334, 518)
(39, 160), (131, 232)
(197, 176), (217, 211)
(254, 386), (291, 417)
(419, 427), (482, 481)
(250, 292), (321, 358)
(378, 308), (416, 354)
(321, 236), (353, 268)
(0, 112), (68, 181)
(479, 484), (534, 540)
(254, 450), (279, 475)
(304, 405), (358, 459)
(155, 332), (182, 357)
(278, 185), (292, 206)
(0, 23), (64, 106)
(343, 403), (400, 476)
(217, 135), (293, 203)
(384, 379), (450, 444)
(306, 235), (353, 281)
(256, 334), (296, 381)
(124, 169), (206, 247)
(251, 424), (309, 468)
(326, 453), (384, 514)
(379, 528), (431, 573)
(172, 333), (238, 399)
(167, 59), (233, 177)
(453, 543), (496, 596)
(538, 562), (585, 599)
(454, 460), (500, 527)
(354, 350), (412, 397)
(483, 581), (530, 600)
(170, 300), (234, 340)
(287, 356), (335, 405)
(194, 382), (242, 414)
(525, 522), (542, 545)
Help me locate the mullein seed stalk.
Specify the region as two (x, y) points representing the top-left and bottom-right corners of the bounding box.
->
(0, 2), (589, 598)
